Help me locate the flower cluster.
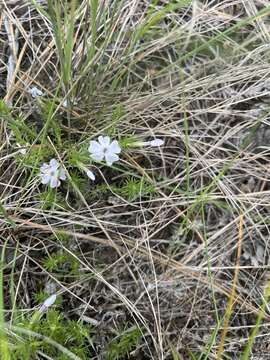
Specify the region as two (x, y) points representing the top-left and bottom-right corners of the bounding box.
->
(39, 136), (164, 188)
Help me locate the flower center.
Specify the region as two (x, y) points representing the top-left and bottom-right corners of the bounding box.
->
(50, 170), (57, 177)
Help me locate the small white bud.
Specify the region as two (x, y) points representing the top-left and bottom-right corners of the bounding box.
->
(149, 139), (164, 147)
(134, 138), (165, 148)
(39, 294), (57, 312)
(86, 170), (95, 181)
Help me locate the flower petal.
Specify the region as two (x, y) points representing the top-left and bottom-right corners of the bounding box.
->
(59, 167), (66, 180)
(91, 151), (104, 162)
(50, 176), (60, 188)
(105, 152), (119, 166)
(39, 294), (57, 312)
(41, 173), (51, 184)
(43, 294), (57, 308)
(98, 135), (110, 147)
(49, 158), (59, 169)
(108, 140), (121, 154)
(40, 163), (50, 173)
(89, 140), (103, 154)
(86, 170), (95, 181)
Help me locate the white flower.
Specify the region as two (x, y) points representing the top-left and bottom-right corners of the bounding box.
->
(39, 294), (57, 312)
(40, 158), (66, 188)
(86, 169), (95, 181)
(29, 86), (43, 98)
(88, 136), (121, 166)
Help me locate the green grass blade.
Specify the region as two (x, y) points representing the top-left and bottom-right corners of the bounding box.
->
(0, 241), (11, 360)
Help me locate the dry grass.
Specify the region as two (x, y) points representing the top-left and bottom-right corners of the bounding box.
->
(1, 0), (270, 359)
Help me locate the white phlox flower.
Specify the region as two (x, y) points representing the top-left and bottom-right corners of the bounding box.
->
(89, 136), (121, 166)
(29, 86), (43, 98)
(39, 294), (57, 313)
(40, 158), (66, 188)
